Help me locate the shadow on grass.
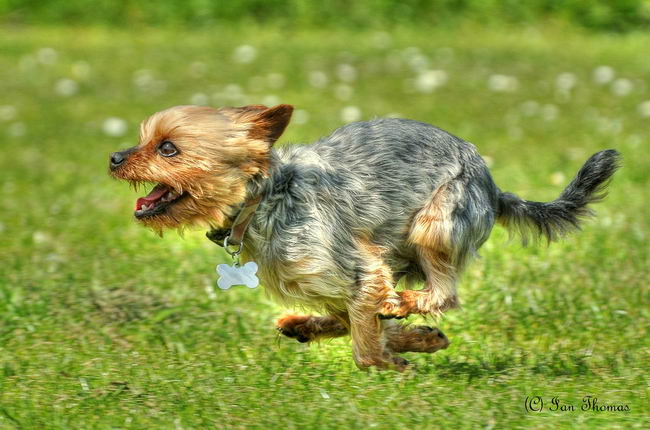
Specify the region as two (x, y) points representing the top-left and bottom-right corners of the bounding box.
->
(423, 351), (602, 381)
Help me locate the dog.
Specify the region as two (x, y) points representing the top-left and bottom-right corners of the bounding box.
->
(109, 104), (620, 370)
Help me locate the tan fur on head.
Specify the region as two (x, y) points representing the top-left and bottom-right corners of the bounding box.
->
(110, 104), (293, 233)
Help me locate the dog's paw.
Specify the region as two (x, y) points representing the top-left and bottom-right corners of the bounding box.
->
(389, 355), (412, 372)
(275, 315), (312, 343)
(408, 326), (450, 353)
(377, 291), (418, 320)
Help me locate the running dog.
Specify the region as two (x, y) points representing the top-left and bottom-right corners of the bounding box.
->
(109, 104), (619, 370)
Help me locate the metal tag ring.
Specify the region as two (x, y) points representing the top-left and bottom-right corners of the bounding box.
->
(223, 235), (243, 257)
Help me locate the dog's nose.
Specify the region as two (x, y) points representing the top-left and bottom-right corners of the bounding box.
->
(110, 152), (125, 170)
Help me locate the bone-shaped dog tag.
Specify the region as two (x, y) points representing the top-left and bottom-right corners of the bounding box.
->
(216, 262), (260, 290)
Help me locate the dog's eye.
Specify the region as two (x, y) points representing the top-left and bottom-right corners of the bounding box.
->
(158, 141), (178, 157)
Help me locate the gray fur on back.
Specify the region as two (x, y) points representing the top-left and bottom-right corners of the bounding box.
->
(244, 118), (500, 306)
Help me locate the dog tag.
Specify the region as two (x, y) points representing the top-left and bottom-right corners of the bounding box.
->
(216, 261), (260, 290)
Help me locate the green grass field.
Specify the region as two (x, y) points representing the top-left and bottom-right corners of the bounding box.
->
(0, 24), (648, 429)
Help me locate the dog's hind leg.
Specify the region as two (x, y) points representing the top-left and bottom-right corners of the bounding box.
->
(380, 183), (460, 318)
(276, 314), (349, 343)
(382, 177), (495, 319)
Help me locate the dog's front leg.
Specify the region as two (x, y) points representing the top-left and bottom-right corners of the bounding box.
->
(276, 314), (349, 342)
(382, 320), (450, 353)
(347, 239), (408, 371)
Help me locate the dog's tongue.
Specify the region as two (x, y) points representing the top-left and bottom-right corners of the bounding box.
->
(136, 184), (168, 210)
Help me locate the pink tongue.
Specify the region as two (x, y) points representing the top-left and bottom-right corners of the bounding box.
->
(136, 184), (169, 210)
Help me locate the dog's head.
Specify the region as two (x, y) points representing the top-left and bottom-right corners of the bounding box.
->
(109, 104), (293, 232)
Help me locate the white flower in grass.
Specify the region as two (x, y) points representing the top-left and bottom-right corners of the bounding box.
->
(372, 31), (392, 49)
(33, 231), (50, 244)
(308, 71), (328, 88)
(385, 52), (402, 72)
(488, 74), (518, 92)
(415, 70), (448, 93)
(248, 75), (265, 92)
(626, 135), (642, 147)
(267, 73), (285, 89)
(36, 47), (58, 64)
(71, 61), (91, 79)
(638, 101), (650, 117)
(556, 73), (576, 91)
(0, 105), (16, 121)
(189, 61), (207, 78)
(102, 117), (128, 137)
(341, 106), (361, 122)
(8, 122), (25, 137)
(520, 100), (539, 116)
(233, 45), (257, 64)
(152, 80), (167, 95)
(402, 47), (428, 71)
(436, 47), (455, 63)
(133, 69), (154, 89)
(190, 92), (209, 105)
(293, 109), (310, 125)
(223, 83), (241, 95)
(336, 64), (357, 83)
(204, 283), (217, 300)
(55, 78), (79, 97)
(262, 95), (280, 106)
(132, 69), (166, 94)
(334, 84), (353, 100)
(408, 54), (429, 72)
(403, 47), (420, 57)
(593, 66), (615, 84)
(19, 55), (36, 71)
(541, 104), (558, 121)
(611, 78), (632, 96)
(79, 378), (89, 391)
(213, 89), (246, 105)
(508, 126), (523, 140)
(550, 172), (566, 186)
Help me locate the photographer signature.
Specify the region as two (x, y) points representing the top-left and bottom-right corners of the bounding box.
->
(524, 395), (630, 413)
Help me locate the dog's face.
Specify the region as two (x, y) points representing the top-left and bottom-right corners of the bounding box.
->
(109, 104), (293, 232)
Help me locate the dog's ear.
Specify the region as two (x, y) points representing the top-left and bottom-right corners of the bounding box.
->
(242, 104), (294, 146)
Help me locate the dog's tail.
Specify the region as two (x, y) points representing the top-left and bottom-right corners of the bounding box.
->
(496, 149), (621, 244)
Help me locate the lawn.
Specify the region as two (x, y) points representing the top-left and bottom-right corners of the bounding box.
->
(0, 24), (648, 429)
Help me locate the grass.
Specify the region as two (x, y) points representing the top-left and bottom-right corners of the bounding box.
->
(0, 23), (649, 429)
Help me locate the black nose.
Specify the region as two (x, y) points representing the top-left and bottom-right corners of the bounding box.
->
(110, 152), (125, 170)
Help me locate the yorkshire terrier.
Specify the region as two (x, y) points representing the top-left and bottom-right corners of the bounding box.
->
(110, 104), (619, 371)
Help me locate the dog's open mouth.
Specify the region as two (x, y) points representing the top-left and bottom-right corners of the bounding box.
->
(134, 184), (187, 218)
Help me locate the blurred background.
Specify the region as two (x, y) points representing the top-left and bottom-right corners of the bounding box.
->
(1, 1), (649, 429)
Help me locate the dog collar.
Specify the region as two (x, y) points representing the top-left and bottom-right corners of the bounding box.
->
(226, 195), (262, 247)
(205, 194), (263, 257)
